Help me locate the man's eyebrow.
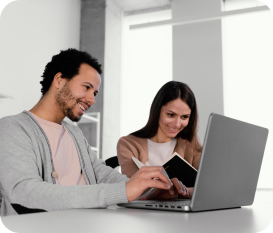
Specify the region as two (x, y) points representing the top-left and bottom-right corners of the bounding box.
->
(83, 82), (93, 88)
(83, 82), (99, 94)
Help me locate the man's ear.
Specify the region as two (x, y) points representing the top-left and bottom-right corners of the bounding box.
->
(53, 72), (66, 89)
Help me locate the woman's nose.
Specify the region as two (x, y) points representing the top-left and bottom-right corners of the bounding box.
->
(174, 118), (181, 127)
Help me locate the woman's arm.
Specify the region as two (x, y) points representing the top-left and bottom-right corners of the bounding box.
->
(117, 137), (139, 178)
(192, 147), (201, 170)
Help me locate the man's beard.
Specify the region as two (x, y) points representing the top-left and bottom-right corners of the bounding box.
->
(56, 82), (82, 122)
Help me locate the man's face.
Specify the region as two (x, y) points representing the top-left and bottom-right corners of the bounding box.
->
(56, 63), (101, 122)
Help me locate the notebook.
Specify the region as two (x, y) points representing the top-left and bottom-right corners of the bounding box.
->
(118, 113), (268, 212)
(132, 152), (197, 187)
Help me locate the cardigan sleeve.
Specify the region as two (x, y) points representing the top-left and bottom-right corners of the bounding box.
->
(188, 139), (201, 170)
(117, 137), (139, 178)
(179, 138), (201, 171)
(0, 117), (129, 216)
(192, 147), (201, 170)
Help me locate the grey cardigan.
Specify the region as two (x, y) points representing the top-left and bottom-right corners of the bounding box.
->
(0, 111), (129, 216)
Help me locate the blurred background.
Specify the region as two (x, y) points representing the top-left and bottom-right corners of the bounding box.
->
(0, 0), (272, 189)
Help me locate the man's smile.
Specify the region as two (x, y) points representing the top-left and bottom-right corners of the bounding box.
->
(77, 101), (91, 113)
(78, 103), (86, 112)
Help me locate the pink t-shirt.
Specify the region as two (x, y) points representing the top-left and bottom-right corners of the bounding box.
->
(31, 113), (87, 186)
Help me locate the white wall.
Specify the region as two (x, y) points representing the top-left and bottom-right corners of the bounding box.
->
(103, 0), (123, 160)
(0, 0), (81, 119)
(172, 0), (223, 143)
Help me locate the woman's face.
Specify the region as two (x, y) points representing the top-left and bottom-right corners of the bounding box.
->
(157, 98), (191, 142)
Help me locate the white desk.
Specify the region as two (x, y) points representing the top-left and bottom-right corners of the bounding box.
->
(2, 190), (273, 233)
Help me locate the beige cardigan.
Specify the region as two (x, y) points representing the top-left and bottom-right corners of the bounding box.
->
(117, 135), (201, 178)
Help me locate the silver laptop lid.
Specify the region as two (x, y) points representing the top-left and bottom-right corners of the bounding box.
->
(191, 113), (268, 211)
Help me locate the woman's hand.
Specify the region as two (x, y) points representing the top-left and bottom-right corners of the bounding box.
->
(138, 178), (193, 200)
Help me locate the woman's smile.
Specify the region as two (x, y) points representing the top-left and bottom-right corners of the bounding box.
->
(166, 125), (181, 132)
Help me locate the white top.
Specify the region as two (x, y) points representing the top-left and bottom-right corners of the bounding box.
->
(145, 138), (177, 166)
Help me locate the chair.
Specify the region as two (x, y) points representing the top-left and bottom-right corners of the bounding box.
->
(105, 156), (119, 169)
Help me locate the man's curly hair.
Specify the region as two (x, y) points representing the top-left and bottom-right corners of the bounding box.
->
(40, 48), (102, 96)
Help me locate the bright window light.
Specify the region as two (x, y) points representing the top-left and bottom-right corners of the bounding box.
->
(222, 10), (273, 188)
(120, 10), (172, 137)
(223, 0), (265, 11)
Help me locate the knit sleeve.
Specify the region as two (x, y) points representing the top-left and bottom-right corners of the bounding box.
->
(192, 147), (201, 170)
(183, 138), (202, 170)
(0, 116), (129, 216)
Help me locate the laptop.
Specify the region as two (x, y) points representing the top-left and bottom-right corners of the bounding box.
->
(118, 113), (269, 212)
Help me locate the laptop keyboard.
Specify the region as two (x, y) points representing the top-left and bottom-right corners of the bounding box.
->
(118, 200), (191, 210)
(152, 200), (191, 209)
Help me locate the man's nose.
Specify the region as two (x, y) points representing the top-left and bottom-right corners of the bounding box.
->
(87, 92), (96, 106)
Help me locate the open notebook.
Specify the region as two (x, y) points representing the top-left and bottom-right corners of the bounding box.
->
(132, 152), (197, 187)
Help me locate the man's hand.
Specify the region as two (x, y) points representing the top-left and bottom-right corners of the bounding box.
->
(125, 167), (193, 202)
(126, 166), (173, 202)
(138, 178), (193, 200)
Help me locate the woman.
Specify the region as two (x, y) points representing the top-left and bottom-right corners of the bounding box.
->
(117, 81), (202, 198)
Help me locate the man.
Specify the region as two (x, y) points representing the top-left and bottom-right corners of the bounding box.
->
(0, 49), (188, 216)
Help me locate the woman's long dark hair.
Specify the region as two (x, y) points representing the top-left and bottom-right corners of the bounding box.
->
(131, 81), (202, 151)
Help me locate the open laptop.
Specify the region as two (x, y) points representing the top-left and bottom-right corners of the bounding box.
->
(118, 113), (269, 212)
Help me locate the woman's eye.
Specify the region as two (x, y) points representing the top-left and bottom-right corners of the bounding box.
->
(181, 116), (189, 119)
(85, 86), (90, 90)
(167, 113), (174, 117)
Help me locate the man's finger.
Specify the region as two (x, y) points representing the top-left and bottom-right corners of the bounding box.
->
(168, 185), (175, 195)
(184, 184), (189, 196)
(179, 181), (189, 196)
(171, 178), (184, 195)
(145, 178), (172, 190)
(140, 169), (173, 186)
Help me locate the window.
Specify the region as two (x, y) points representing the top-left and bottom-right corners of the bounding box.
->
(120, 10), (172, 136)
(223, 0), (265, 11)
(222, 9), (273, 188)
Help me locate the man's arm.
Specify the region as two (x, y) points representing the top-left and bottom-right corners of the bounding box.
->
(0, 120), (182, 216)
(83, 137), (129, 184)
(0, 119), (129, 215)
(84, 137), (187, 202)
(83, 136), (190, 202)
